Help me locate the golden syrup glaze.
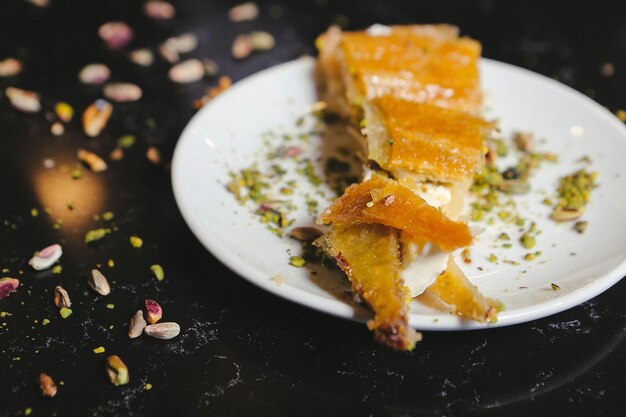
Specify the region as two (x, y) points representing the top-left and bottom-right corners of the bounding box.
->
(319, 174), (472, 251)
(376, 96), (492, 181)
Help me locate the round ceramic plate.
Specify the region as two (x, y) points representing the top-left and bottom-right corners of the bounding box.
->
(172, 56), (626, 330)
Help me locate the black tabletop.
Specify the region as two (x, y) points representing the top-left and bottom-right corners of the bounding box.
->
(1, 1), (625, 416)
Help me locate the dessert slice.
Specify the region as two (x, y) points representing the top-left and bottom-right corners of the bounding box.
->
(314, 24), (498, 349)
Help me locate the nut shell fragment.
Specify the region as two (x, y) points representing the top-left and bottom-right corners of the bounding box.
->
(168, 59), (204, 84)
(103, 82), (142, 102)
(88, 269), (111, 296)
(128, 48), (154, 67)
(0, 277), (19, 299)
(5, 87), (41, 113)
(78, 149), (108, 172)
(105, 355), (129, 386)
(54, 285), (71, 308)
(78, 63), (111, 85)
(98, 21), (134, 50)
(145, 299), (162, 324)
(144, 322), (180, 339)
(228, 2), (259, 22)
(39, 373), (57, 398)
(144, 0), (176, 20)
(0, 58), (23, 77)
(82, 99), (113, 137)
(128, 310), (147, 338)
(29, 244), (63, 271)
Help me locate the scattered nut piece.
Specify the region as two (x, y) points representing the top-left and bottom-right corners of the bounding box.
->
(51, 122), (64, 136)
(59, 307), (72, 318)
(29, 244), (63, 271)
(54, 102), (74, 122)
(128, 310), (147, 338)
(78, 63), (111, 85)
(202, 59), (219, 77)
(144, 0), (176, 20)
(82, 99), (113, 137)
(0, 57), (23, 77)
(39, 373), (57, 398)
(129, 236), (143, 248)
(513, 131), (534, 152)
(85, 228), (110, 243)
(145, 299), (162, 324)
(103, 83), (142, 102)
(163, 33), (198, 54)
(88, 269), (111, 296)
(249, 31), (275, 51)
(98, 21), (134, 50)
(144, 322), (180, 339)
(168, 59), (204, 84)
(105, 355), (129, 386)
(550, 207), (584, 222)
(573, 220), (588, 234)
(78, 149), (108, 172)
(228, 2), (259, 22)
(150, 264), (165, 281)
(5, 87), (41, 113)
(110, 147), (124, 161)
(0, 277), (19, 299)
(54, 285), (71, 308)
(128, 48), (154, 67)
(232, 34), (253, 59)
(146, 147), (162, 165)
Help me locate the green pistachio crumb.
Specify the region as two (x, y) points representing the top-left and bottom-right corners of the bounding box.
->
(102, 211), (114, 221)
(117, 134), (136, 149)
(144, 383), (153, 391)
(93, 346), (105, 354)
(150, 264), (165, 281)
(551, 283), (561, 291)
(107, 259), (115, 268)
(42, 318), (50, 326)
(106, 304), (114, 310)
(498, 233), (510, 240)
(71, 168), (83, 179)
(51, 265), (62, 274)
(574, 221), (588, 234)
(129, 236), (143, 248)
(31, 208), (39, 217)
(59, 308), (72, 319)
(488, 253), (498, 263)
(85, 228), (110, 243)
(524, 253), (536, 261)
(25, 408), (32, 416)
(289, 256), (306, 268)
(520, 233), (536, 249)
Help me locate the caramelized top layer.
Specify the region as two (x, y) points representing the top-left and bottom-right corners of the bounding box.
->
(340, 27), (482, 112)
(378, 97), (491, 180)
(319, 175), (472, 251)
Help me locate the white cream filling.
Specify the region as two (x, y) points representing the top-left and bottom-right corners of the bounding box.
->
(401, 241), (448, 298)
(402, 182), (452, 297)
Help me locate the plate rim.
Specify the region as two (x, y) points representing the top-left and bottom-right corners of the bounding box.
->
(171, 56), (626, 331)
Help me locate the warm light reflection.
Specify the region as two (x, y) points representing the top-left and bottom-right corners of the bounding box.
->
(32, 165), (107, 231)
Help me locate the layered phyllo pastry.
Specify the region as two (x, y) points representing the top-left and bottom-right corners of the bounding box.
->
(315, 24), (499, 350)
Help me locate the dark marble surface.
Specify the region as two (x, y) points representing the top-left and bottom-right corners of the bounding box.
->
(1, 1), (625, 416)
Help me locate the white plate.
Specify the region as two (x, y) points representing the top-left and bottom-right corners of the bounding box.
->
(172, 57), (626, 330)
